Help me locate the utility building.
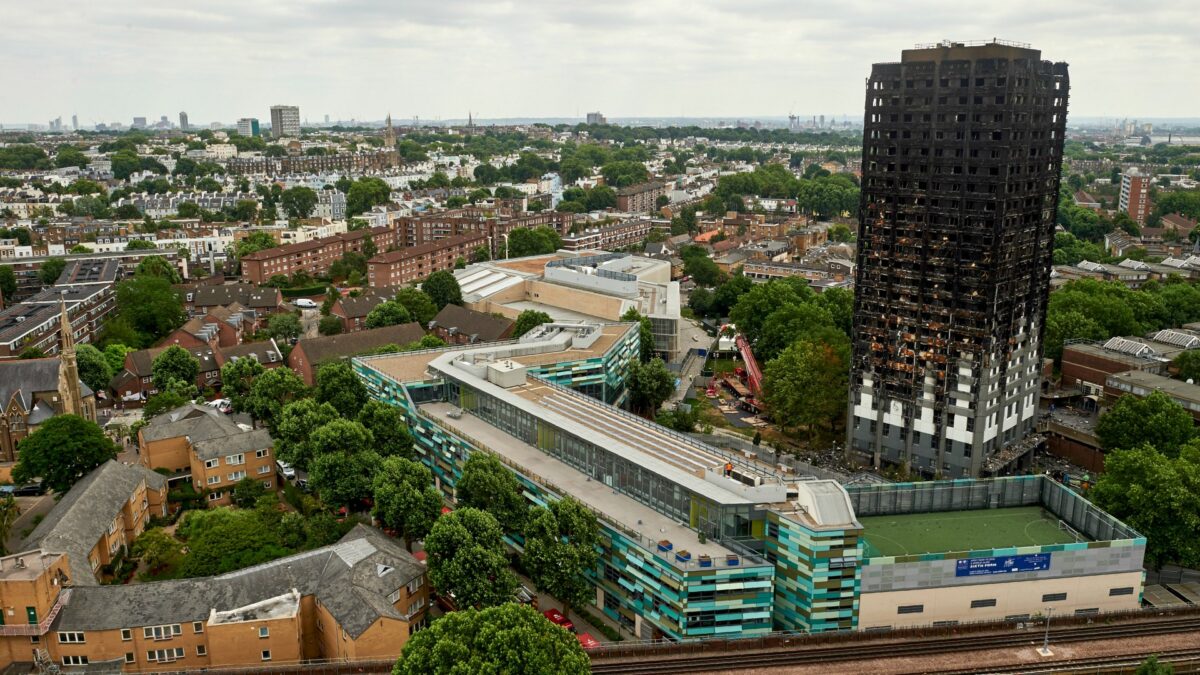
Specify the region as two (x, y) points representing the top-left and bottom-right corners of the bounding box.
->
(848, 40), (1070, 477)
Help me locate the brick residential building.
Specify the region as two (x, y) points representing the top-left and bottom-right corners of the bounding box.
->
(391, 209), (572, 257)
(561, 219), (653, 251)
(428, 304), (514, 345)
(615, 181), (668, 213)
(367, 233), (485, 288)
(329, 288), (396, 333)
(240, 227), (396, 285)
(1119, 168), (1152, 225)
(287, 322), (425, 385)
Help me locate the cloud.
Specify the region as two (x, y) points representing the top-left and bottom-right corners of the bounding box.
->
(1, 0), (1196, 125)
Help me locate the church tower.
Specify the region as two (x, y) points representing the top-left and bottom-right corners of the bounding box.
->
(384, 113), (396, 148)
(56, 298), (82, 417)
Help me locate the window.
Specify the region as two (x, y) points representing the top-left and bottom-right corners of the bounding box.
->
(256, 448), (269, 458)
(262, 650), (272, 662)
(124, 653), (135, 664)
(58, 632), (85, 643)
(226, 453), (244, 466)
(970, 599), (997, 608)
(259, 626), (269, 638)
(207, 475), (220, 485)
(121, 629), (132, 641)
(147, 648), (184, 663)
(204, 459), (218, 469)
(407, 596), (427, 614)
(144, 624), (182, 640)
(193, 621), (204, 633)
(258, 465), (272, 475)
(62, 656), (89, 666)
(197, 645), (207, 656)
(406, 577), (425, 594)
(1110, 587), (1134, 596)
(1042, 592), (1067, 602)
(228, 471), (246, 482)
(897, 605), (924, 614)
(389, 589), (401, 604)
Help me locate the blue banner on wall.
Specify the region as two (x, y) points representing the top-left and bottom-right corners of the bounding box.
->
(955, 553), (1051, 577)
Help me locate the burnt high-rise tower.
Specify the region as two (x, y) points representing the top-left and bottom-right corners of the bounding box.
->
(847, 40), (1069, 478)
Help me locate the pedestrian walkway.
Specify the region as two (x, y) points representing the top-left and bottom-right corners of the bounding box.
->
(513, 571), (629, 642)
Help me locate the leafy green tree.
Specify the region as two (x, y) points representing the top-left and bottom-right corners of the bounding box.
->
(176, 202), (201, 219)
(357, 400), (414, 459)
(424, 508), (517, 609)
(816, 286), (854, 337)
(38, 258), (66, 286)
(829, 223), (855, 242)
(729, 278), (815, 349)
(585, 184), (617, 210)
(346, 177), (391, 216)
(243, 367), (308, 433)
(315, 361), (369, 418)
(470, 245), (491, 263)
(55, 146), (89, 169)
(0, 266), (16, 305)
(18, 348), (48, 360)
(763, 339), (849, 441)
(176, 508), (291, 577)
(131, 527), (183, 573)
(13, 415), (118, 494)
(112, 276), (185, 347)
(280, 186), (318, 219)
(505, 227), (563, 257)
(393, 287), (438, 324)
(220, 356), (265, 413)
(233, 231), (277, 259)
(373, 457), (443, 550)
(365, 300), (412, 329)
(232, 476), (268, 508)
(143, 378), (198, 418)
(266, 312), (302, 342)
(621, 307), (656, 362)
(422, 270), (463, 309)
(1135, 655), (1176, 675)
(318, 315), (343, 336)
(1090, 442), (1200, 570)
(393, 603), (590, 675)
(1096, 391), (1196, 456)
(523, 496), (599, 618)
(275, 399), (341, 470)
(75, 344), (113, 394)
(513, 310), (552, 338)
(1173, 350), (1200, 383)
(628, 357), (675, 416)
(103, 343), (134, 374)
(152, 345), (199, 391)
(307, 420), (379, 508)
(456, 453), (527, 534)
(1044, 309), (1107, 363)
(125, 239), (157, 251)
(755, 302), (837, 363)
(134, 255), (181, 283)
(319, 286), (340, 316)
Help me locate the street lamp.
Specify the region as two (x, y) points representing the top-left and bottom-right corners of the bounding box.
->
(1037, 607), (1055, 657)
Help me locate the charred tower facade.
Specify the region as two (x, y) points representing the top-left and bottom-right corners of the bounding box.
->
(848, 41), (1069, 477)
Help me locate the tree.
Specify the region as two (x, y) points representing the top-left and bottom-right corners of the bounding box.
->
(264, 314), (300, 344)
(320, 286), (340, 316)
(102, 343), (134, 374)
(131, 527), (183, 573)
(422, 270), (463, 309)
(373, 457), (443, 550)
(1090, 442), (1200, 570)
(393, 287), (438, 325)
(628, 357), (675, 417)
(307, 420), (378, 507)
(112, 276), (185, 347)
(315, 361), (369, 418)
(143, 379), (197, 418)
(829, 223), (855, 242)
(470, 245), (491, 263)
(234, 231), (277, 259)
(152, 345), (199, 391)
(38, 258), (66, 286)
(424, 508), (517, 609)
(275, 399), (340, 470)
(176, 508), (291, 577)
(365, 300), (412, 329)
(506, 227), (563, 258)
(729, 278), (815, 349)
(243, 367), (308, 433)
(755, 302), (836, 363)
(523, 496), (599, 618)
(393, 603), (590, 675)
(1044, 309), (1106, 363)
(622, 307), (656, 362)
(0, 496), (19, 555)
(763, 339), (849, 441)
(346, 177), (391, 216)
(513, 310), (552, 338)
(683, 253), (724, 286)
(177, 202), (201, 219)
(1135, 655), (1176, 675)
(12, 415), (118, 494)
(75, 344), (113, 394)
(357, 400), (414, 459)
(1096, 391), (1196, 456)
(232, 477), (268, 508)
(125, 239), (157, 251)
(456, 453), (527, 534)
(0, 266), (16, 305)
(1173, 350), (1200, 383)
(220, 356), (265, 413)
(318, 315), (343, 336)
(280, 186), (318, 219)
(134, 255), (181, 283)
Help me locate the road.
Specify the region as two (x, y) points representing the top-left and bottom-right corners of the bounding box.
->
(5, 493), (55, 553)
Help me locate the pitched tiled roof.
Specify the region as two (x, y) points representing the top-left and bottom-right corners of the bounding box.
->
(429, 304), (514, 343)
(293, 322), (425, 364)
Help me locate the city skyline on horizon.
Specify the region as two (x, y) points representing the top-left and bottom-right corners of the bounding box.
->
(3, 1), (1198, 125)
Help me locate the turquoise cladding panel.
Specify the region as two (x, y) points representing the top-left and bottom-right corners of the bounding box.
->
(763, 512), (862, 633)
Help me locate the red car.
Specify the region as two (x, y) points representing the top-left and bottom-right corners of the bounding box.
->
(543, 608), (576, 633)
(577, 633), (600, 650)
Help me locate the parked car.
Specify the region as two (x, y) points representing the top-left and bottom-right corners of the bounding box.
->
(276, 460), (296, 479)
(543, 608), (576, 634)
(1, 482), (46, 497)
(206, 398), (233, 414)
(293, 298), (318, 309)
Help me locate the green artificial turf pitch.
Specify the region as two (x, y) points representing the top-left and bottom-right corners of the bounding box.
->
(858, 506), (1084, 557)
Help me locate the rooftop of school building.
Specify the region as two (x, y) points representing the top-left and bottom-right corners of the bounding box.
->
(858, 506), (1086, 558)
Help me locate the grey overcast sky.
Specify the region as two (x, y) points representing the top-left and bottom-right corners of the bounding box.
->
(3, 0), (1198, 125)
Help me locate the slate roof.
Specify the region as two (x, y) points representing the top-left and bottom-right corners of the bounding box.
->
(22, 461), (168, 586)
(191, 285), (281, 310)
(138, 404), (242, 443)
(0, 358), (94, 412)
(52, 525), (424, 638)
(192, 428), (272, 461)
(429, 304), (514, 343)
(123, 345), (221, 377)
(293, 322), (425, 364)
(220, 340), (282, 365)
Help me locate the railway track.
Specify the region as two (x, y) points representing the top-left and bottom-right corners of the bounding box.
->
(589, 617), (1200, 674)
(936, 647), (1200, 674)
